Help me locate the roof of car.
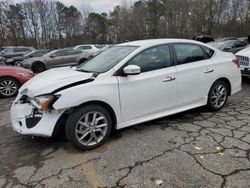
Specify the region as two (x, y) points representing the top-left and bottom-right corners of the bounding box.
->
(117, 38), (206, 47)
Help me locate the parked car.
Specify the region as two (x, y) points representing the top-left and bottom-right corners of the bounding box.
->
(208, 40), (248, 54)
(2, 46), (35, 65)
(0, 56), (5, 64)
(10, 39), (241, 150)
(236, 47), (250, 77)
(193, 36), (215, 43)
(73, 45), (100, 53)
(20, 49), (91, 73)
(6, 50), (49, 66)
(0, 65), (33, 97)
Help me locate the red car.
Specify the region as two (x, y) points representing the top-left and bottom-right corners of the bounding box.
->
(0, 66), (34, 97)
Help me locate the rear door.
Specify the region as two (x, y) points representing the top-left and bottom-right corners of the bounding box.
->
(173, 43), (215, 106)
(67, 50), (82, 65)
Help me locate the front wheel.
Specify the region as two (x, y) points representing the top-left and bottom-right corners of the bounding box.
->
(65, 105), (113, 150)
(0, 77), (20, 98)
(207, 80), (229, 111)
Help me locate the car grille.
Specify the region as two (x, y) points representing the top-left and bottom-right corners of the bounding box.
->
(236, 55), (249, 66)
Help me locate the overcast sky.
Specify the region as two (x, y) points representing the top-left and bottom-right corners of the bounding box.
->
(13, 0), (134, 13)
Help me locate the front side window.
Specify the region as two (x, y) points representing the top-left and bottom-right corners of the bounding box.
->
(128, 45), (172, 72)
(174, 44), (205, 64)
(78, 46), (138, 73)
(14, 48), (32, 53)
(53, 50), (68, 57)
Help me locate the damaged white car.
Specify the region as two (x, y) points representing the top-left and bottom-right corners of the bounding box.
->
(11, 39), (241, 150)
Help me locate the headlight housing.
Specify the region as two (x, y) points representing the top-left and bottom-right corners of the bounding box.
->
(30, 95), (55, 111)
(16, 72), (33, 78)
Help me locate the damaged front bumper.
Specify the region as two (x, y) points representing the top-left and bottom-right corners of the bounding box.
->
(10, 96), (65, 137)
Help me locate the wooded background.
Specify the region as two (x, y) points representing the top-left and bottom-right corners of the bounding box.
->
(0, 0), (250, 49)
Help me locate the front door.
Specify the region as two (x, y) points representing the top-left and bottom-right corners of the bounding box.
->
(117, 44), (178, 122)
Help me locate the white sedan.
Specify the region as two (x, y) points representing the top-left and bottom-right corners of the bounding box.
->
(11, 39), (241, 150)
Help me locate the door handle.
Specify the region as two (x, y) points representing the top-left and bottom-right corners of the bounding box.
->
(204, 69), (214, 73)
(163, 76), (176, 82)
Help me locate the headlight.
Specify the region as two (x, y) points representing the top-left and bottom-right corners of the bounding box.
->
(16, 72), (32, 78)
(30, 95), (54, 111)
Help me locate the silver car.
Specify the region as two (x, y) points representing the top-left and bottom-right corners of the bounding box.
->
(21, 49), (91, 73)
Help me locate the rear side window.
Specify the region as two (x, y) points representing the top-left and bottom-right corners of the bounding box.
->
(128, 45), (172, 73)
(174, 44), (206, 64)
(202, 46), (214, 58)
(79, 46), (92, 50)
(68, 50), (82, 55)
(14, 48), (32, 53)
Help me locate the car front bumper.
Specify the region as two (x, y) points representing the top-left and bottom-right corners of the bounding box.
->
(11, 100), (65, 137)
(241, 67), (250, 77)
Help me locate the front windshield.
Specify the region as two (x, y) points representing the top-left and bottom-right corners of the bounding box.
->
(78, 46), (138, 73)
(208, 42), (225, 50)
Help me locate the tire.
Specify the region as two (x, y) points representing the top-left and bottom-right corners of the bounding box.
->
(14, 60), (22, 66)
(0, 77), (20, 98)
(78, 58), (87, 65)
(207, 80), (229, 111)
(65, 105), (113, 150)
(32, 62), (45, 73)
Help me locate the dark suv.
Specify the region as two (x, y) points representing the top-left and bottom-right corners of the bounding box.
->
(2, 47), (35, 65)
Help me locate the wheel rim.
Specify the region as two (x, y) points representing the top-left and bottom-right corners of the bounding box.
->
(75, 111), (108, 146)
(0, 80), (17, 96)
(211, 84), (227, 108)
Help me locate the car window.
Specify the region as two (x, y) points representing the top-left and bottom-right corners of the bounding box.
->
(174, 43), (206, 64)
(79, 46), (92, 50)
(53, 50), (68, 57)
(233, 41), (247, 48)
(14, 48), (31, 53)
(68, 50), (82, 55)
(202, 46), (214, 58)
(31, 51), (48, 57)
(128, 45), (172, 73)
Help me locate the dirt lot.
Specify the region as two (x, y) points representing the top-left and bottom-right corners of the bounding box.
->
(0, 79), (250, 188)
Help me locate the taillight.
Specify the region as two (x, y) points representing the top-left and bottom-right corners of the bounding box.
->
(232, 58), (240, 68)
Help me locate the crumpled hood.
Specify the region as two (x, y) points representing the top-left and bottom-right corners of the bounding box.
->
(19, 66), (93, 97)
(236, 47), (250, 57)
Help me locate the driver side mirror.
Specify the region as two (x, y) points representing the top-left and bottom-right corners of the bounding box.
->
(224, 47), (232, 51)
(50, 54), (56, 58)
(123, 65), (141, 75)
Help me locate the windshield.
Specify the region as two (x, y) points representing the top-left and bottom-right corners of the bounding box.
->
(78, 46), (138, 73)
(3, 48), (13, 54)
(208, 42), (225, 50)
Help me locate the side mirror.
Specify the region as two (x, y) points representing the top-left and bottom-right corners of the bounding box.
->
(123, 65), (141, 75)
(50, 54), (56, 58)
(224, 47), (232, 51)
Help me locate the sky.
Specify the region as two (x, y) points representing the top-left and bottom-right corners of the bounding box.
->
(13, 0), (135, 13)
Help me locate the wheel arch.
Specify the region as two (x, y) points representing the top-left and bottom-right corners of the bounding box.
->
(0, 76), (21, 86)
(32, 61), (46, 70)
(214, 77), (232, 96)
(52, 100), (117, 137)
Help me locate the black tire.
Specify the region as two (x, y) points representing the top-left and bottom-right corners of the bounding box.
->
(0, 77), (20, 98)
(207, 80), (229, 111)
(78, 58), (87, 65)
(65, 105), (113, 150)
(14, 60), (22, 66)
(32, 62), (45, 73)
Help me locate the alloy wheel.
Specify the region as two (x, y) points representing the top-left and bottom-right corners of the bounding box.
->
(0, 79), (18, 97)
(211, 84), (227, 108)
(75, 111), (108, 147)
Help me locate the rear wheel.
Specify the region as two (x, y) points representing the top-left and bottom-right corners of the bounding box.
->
(32, 62), (45, 73)
(65, 105), (112, 150)
(207, 80), (229, 111)
(0, 77), (20, 98)
(78, 58), (87, 65)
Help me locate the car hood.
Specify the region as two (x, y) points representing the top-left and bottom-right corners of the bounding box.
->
(19, 66), (94, 97)
(236, 47), (250, 57)
(0, 65), (33, 73)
